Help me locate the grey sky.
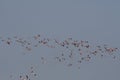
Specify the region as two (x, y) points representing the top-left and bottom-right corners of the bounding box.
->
(0, 0), (120, 80)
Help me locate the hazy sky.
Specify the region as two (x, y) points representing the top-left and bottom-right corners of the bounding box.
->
(0, 0), (120, 80)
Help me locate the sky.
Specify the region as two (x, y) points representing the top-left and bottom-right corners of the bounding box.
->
(0, 0), (120, 80)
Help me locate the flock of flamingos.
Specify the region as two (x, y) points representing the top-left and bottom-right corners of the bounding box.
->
(0, 34), (119, 80)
